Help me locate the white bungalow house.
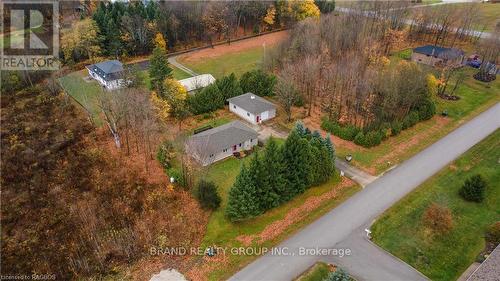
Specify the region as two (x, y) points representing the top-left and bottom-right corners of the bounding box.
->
(185, 121), (258, 166)
(228, 93), (276, 125)
(178, 74), (216, 93)
(86, 60), (125, 90)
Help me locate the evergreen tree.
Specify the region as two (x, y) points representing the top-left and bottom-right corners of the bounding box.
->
(226, 164), (262, 221)
(294, 121), (307, 137)
(260, 138), (286, 208)
(216, 73), (244, 100)
(187, 83), (224, 114)
(149, 46), (172, 92)
(281, 130), (313, 200)
(459, 174), (487, 202)
(323, 134), (335, 161)
(195, 180), (221, 210)
(239, 69), (276, 97)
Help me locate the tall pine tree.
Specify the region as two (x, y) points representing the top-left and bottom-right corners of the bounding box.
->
(226, 164), (262, 221)
(149, 40), (172, 92)
(281, 130), (313, 200)
(260, 137), (286, 208)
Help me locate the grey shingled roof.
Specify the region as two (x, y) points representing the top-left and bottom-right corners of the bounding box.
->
(86, 60), (124, 81)
(227, 93), (276, 115)
(413, 45), (464, 59)
(187, 120), (258, 159)
(467, 245), (500, 281)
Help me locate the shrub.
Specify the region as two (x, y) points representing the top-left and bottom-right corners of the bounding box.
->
(459, 174), (487, 202)
(338, 125), (359, 141)
(187, 83), (224, 114)
(365, 130), (383, 147)
(195, 180), (221, 210)
(415, 99), (436, 121)
(157, 140), (175, 169)
(422, 203), (453, 234)
(215, 73), (243, 100)
(239, 69), (276, 97)
(354, 132), (365, 146)
(167, 167), (185, 187)
(485, 222), (500, 244)
(325, 268), (350, 281)
(391, 121), (402, 136)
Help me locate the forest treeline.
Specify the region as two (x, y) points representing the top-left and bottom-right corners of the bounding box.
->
(62, 0), (333, 63)
(0, 87), (207, 279)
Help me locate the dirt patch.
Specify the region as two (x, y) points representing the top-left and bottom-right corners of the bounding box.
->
(185, 252), (230, 281)
(237, 178), (355, 246)
(179, 31), (288, 62)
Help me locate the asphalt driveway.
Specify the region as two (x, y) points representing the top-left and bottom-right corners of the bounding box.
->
(229, 102), (500, 281)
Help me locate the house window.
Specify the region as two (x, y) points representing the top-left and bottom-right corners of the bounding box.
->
(233, 105), (236, 109)
(223, 148), (228, 153)
(239, 143), (242, 147)
(210, 154), (214, 157)
(247, 112), (250, 117)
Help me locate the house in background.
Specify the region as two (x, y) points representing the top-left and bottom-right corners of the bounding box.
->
(178, 74), (216, 93)
(411, 45), (465, 67)
(186, 121), (258, 166)
(86, 60), (125, 90)
(228, 93), (276, 125)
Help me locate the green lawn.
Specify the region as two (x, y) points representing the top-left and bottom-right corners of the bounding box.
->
(371, 129), (500, 281)
(59, 65), (192, 123)
(336, 62), (500, 174)
(178, 46), (265, 79)
(296, 262), (331, 281)
(196, 149), (359, 280)
(58, 70), (104, 124)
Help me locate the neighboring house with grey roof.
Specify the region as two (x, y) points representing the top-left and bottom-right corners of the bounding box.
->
(228, 93), (276, 125)
(411, 45), (464, 67)
(86, 60), (125, 90)
(185, 121), (258, 166)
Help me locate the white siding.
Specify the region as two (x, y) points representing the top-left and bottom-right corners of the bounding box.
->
(229, 102), (257, 124)
(228, 103), (276, 124)
(88, 69), (123, 90)
(200, 138), (258, 166)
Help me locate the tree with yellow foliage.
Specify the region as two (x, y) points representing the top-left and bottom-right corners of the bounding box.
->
(291, 0), (320, 21)
(153, 33), (167, 50)
(263, 6), (276, 28)
(151, 78), (190, 129)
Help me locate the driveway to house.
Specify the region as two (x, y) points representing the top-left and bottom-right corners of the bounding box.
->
(168, 56), (198, 77)
(229, 102), (500, 281)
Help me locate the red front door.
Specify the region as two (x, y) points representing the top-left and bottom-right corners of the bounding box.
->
(233, 145), (237, 151)
(256, 116), (260, 123)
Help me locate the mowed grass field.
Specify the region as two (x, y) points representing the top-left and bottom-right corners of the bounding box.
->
(195, 148), (359, 280)
(178, 46), (265, 79)
(335, 58), (500, 174)
(371, 129), (500, 281)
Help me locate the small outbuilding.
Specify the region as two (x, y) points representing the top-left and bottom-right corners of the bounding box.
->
(185, 120), (258, 166)
(411, 45), (464, 67)
(86, 60), (125, 90)
(228, 93), (276, 125)
(178, 74), (216, 93)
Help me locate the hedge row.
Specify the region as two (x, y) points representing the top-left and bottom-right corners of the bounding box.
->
(321, 100), (435, 148)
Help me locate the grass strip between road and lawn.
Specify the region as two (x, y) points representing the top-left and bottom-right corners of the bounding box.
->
(371, 129), (500, 281)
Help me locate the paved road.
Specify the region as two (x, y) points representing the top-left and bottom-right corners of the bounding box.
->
(230, 102), (500, 281)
